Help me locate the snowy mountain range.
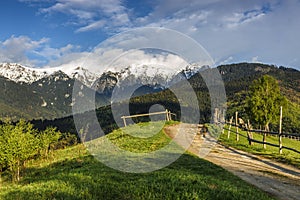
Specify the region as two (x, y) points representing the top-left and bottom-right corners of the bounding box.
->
(0, 62), (208, 120)
(0, 63), (96, 86)
(0, 62), (207, 88)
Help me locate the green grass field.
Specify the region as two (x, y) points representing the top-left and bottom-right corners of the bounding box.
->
(220, 125), (300, 168)
(0, 122), (275, 200)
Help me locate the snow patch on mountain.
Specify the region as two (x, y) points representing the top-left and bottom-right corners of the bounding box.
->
(0, 63), (54, 83)
(0, 62), (209, 88)
(0, 63), (98, 86)
(108, 63), (207, 86)
(181, 63), (210, 79)
(113, 64), (178, 85)
(63, 66), (98, 86)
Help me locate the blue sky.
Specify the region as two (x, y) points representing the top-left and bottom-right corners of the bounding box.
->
(0, 0), (300, 70)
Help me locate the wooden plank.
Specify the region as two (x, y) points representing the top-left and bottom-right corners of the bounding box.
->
(245, 124), (252, 145)
(235, 112), (239, 141)
(122, 117), (127, 127)
(263, 132), (267, 149)
(227, 116), (233, 139)
(121, 111), (167, 119)
(279, 106), (283, 154)
(168, 111), (172, 121)
(166, 109), (170, 121)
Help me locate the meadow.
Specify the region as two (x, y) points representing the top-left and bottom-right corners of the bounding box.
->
(0, 122), (275, 200)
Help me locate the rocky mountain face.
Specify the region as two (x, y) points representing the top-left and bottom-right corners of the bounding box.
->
(0, 62), (206, 120)
(0, 63), (51, 83)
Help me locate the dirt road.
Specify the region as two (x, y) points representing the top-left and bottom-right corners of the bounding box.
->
(164, 124), (300, 200)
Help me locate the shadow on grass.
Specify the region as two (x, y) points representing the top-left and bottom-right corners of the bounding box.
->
(2, 153), (274, 200)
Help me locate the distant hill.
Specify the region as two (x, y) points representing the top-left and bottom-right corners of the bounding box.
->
(29, 63), (300, 135)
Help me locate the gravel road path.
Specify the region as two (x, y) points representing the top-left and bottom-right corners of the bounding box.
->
(164, 124), (300, 200)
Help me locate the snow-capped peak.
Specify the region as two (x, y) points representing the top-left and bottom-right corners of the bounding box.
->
(181, 63), (210, 79)
(107, 63), (207, 84)
(0, 63), (98, 86)
(63, 66), (98, 86)
(0, 62), (208, 88)
(0, 63), (55, 83)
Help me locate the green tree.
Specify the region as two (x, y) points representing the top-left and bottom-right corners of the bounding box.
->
(0, 120), (39, 182)
(246, 75), (286, 131)
(37, 127), (62, 157)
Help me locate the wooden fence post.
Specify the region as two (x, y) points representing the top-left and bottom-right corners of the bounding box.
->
(279, 106), (283, 154)
(165, 109), (170, 121)
(235, 112), (239, 141)
(168, 111), (172, 121)
(245, 124), (252, 145)
(247, 120), (253, 145)
(227, 116), (233, 139)
(122, 116), (127, 127)
(263, 130), (267, 149)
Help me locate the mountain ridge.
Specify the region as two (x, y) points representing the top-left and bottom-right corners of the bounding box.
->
(0, 62), (206, 87)
(0, 62), (299, 124)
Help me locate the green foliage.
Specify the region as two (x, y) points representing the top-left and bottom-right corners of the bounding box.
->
(0, 120), (69, 182)
(0, 120), (39, 181)
(37, 127), (62, 157)
(282, 101), (300, 133)
(246, 75), (287, 130)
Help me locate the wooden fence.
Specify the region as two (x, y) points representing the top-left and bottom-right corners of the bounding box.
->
(121, 109), (176, 127)
(223, 122), (300, 154)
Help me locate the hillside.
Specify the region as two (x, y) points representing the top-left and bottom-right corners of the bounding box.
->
(0, 70), (109, 120)
(121, 63), (300, 132)
(0, 122), (274, 200)
(27, 62), (300, 135)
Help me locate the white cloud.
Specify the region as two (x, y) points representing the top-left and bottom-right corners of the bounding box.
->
(17, 0), (300, 70)
(75, 20), (105, 33)
(222, 10), (266, 29)
(218, 56), (234, 65)
(48, 48), (189, 75)
(37, 0), (130, 32)
(47, 28), (213, 74)
(0, 35), (48, 66)
(35, 43), (79, 59)
(135, 0), (300, 70)
(251, 56), (260, 63)
(0, 35), (79, 67)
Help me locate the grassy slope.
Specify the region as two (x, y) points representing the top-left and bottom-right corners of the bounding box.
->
(220, 125), (300, 168)
(0, 122), (274, 200)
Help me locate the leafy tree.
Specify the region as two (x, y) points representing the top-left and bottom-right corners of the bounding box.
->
(37, 127), (62, 157)
(0, 120), (39, 181)
(0, 119), (75, 182)
(0, 122), (13, 182)
(246, 75), (287, 131)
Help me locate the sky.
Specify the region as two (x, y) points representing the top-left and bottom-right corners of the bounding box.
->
(0, 0), (300, 70)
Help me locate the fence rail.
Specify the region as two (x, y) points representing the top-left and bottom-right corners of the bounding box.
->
(223, 122), (300, 154)
(226, 123), (300, 138)
(121, 109), (176, 127)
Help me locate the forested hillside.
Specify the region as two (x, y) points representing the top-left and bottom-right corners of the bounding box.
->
(30, 63), (300, 135)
